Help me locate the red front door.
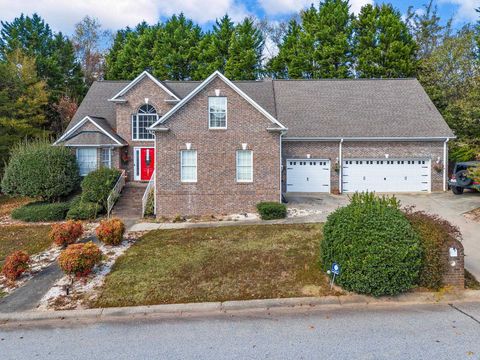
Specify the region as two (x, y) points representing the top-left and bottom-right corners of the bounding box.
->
(140, 148), (155, 181)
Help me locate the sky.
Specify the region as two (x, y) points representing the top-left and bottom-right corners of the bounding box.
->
(0, 0), (477, 35)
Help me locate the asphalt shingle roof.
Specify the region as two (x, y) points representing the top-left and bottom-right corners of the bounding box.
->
(65, 76), (454, 139)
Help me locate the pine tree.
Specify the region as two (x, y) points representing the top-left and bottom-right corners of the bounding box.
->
(267, 19), (313, 79)
(152, 14), (202, 80)
(0, 49), (48, 176)
(304, 0), (353, 78)
(353, 4), (417, 78)
(194, 14), (235, 79)
(225, 18), (264, 80)
(105, 27), (132, 79)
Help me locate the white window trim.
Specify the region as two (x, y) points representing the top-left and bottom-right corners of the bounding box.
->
(236, 150), (253, 183)
(181, 150), (197, 183)
(76, 147), (97, 176)
(208, 97), (227, 129)
(132, 113), (158, 141)
(101, 148), (112, 168)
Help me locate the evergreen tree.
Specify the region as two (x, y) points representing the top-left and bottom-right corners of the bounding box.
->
(304, 0), (353, 78)
(225, 18), (264, 80)
(105, 27), (132, 79)
(267, 19), (313, 79)
(194, 14), (235, 79)
(152, 14), (202, 80)
(0, 14), (85, 134)
(0, 49), (48, 176)
(353, 4), (417, 78)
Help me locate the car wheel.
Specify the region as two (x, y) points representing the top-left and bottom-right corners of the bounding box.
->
(455, 170), (473, 186)
(452, 186), (464, 195)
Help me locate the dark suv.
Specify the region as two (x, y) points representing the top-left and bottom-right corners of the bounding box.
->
(448, 161), (480, 194)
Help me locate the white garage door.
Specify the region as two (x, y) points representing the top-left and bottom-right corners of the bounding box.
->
(286, 159), (331, 193)
(342, 159), (431, 193)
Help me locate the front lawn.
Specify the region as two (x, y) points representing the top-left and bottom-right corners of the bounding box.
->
(0, 225), (52, 266)
(94, 223), (334, 307)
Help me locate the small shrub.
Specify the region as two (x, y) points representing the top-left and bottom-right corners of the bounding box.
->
(11, 201), (70, 222)
(58, 242), (102, 277)
(96, 218), (125, 245)
(66, 198), (103, 220)
(321, 192), (421, 297)
(49, 221), (84, 247)
(81, 168), (121, 208)
(1, 139), (80, 202)
(2, 251), (30, 281)
(256, 202), (287, 220)
(405, 209), (462, 289)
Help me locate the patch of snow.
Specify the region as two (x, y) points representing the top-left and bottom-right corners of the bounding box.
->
(287, 207), (323, 218)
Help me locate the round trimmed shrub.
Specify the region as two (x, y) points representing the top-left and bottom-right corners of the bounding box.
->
(49, 221), (84, 247)
(96, 218), (125, 245)
(58, 242), (102, 277)
(2, 250), (30, 281)
(256, 202), (287, 220)
(80, 167), (121, 208)
(321, 193), (421, 297)
(1, 139), (80, 202)
(11, 201), (70, 222)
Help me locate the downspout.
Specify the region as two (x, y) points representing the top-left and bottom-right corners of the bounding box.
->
(443, 138), (449, 192)
(338, 139), (344, 193)
(279, 131), (283, 202)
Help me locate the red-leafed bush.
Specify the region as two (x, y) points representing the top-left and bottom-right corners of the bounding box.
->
(96, 218), (125, 246)
(49, 221), (84, 247)
(58, 242), (102, 277)
(2, 251), (30, 281)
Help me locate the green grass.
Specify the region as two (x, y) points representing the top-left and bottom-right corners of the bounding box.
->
(0, 225), (52, 266)
(94, 223), (334, 308)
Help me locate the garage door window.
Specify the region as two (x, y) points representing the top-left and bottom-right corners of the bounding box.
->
(236, 150), (253, 182)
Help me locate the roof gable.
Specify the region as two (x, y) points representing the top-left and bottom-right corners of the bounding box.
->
(54, 116), (126, 146)
(149, 71), (286, 130)
(109, 71), (180, 102)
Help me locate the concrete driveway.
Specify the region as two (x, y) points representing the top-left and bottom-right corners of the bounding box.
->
(285, 191), (480, 279)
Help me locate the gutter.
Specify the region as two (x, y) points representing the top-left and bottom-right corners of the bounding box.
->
(282, 136), (456, 142)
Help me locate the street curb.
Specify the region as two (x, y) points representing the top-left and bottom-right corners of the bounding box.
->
(1, 290), (479, 324)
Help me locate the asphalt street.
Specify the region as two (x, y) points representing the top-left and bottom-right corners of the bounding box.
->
(1, 302), (479, 359)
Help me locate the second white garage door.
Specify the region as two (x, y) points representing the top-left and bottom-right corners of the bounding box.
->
(342, 159), (431, 193)
(286, 159), (331, 192)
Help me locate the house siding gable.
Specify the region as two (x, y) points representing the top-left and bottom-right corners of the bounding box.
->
(155, 77), (281, 216)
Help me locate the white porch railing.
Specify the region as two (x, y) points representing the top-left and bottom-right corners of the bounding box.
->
(107, 169), (126, 218)
(142, 170), (156, 217)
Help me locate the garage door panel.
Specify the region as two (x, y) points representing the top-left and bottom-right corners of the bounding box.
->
(286, 159), (330, 193)
(342, 159), (430, 193)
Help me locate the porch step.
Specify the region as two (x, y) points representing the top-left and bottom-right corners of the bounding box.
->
(111, 182), (148, 220)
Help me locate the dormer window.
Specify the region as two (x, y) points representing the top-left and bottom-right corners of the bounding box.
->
(208, 97), (227, 129)
(132, 104), (157, 140)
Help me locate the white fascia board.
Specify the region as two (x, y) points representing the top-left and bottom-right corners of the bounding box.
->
(108, 71), (180, 101)
(53, 116), (124, 146)
(64, 144), (123, 147)
(282, 136), (456, 142)
(148, 71), (286, 130)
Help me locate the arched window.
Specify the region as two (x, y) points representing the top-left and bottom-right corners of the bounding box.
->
(132, 104), (157, 140)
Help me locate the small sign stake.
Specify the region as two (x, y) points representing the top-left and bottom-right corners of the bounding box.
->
(329, 262), (340, 289)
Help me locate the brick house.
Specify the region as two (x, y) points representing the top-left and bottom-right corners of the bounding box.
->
(55, 71), (455, 217)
